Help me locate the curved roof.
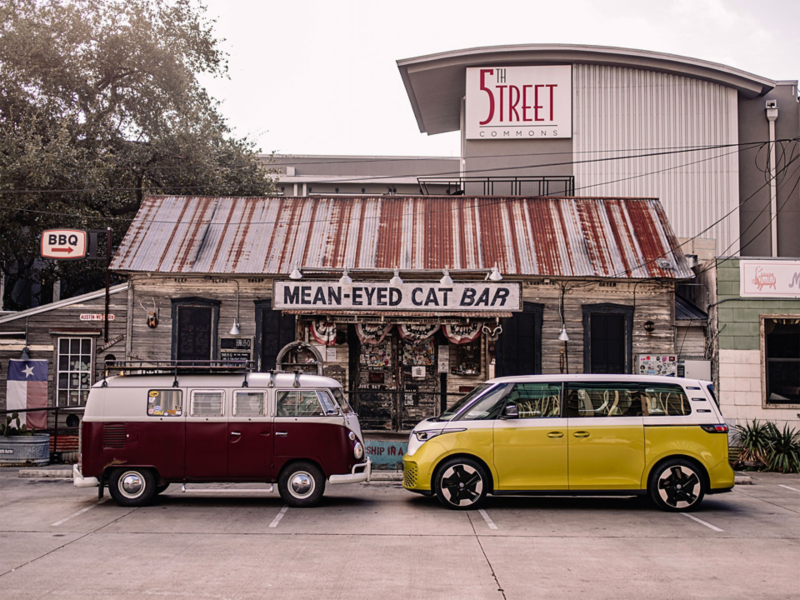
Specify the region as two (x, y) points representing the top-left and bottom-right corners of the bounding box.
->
(397, 44), (776, 135)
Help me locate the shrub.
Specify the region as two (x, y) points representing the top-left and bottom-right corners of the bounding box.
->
(735, 420), (800, 473)
(735, 420), (773, 467)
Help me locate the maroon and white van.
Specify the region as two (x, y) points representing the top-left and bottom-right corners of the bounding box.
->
(73, 371), (371, 507)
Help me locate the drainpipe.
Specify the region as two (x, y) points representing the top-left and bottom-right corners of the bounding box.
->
(766, 100), (779, 256)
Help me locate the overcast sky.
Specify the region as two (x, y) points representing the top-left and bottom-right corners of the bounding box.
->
(199, 0), (800, 158)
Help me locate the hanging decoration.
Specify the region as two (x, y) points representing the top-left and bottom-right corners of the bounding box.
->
(397, 323), (440, 343)
(310, 320), (337, 346)
(356, 323), (393, 345)
(444, 322), (482, 345)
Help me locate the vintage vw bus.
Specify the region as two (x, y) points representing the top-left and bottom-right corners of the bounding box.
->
(403, 374), (733, 512)
(74, 371), (371, 507)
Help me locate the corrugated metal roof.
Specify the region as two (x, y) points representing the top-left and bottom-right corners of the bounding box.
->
(111, 196), (693, 279)
(675, 295), (708, 321)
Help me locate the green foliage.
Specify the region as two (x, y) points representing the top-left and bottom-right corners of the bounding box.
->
(735, 419), (800, 473)
(0, 0), (276, 307)
(1, 412), (33, 437)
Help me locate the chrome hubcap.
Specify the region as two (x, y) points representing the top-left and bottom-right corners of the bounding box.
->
(440, 464), (483, 507)
(119, 471), (145, 499)
(658, 466), (700, 509)
(289, 471), (315, 499)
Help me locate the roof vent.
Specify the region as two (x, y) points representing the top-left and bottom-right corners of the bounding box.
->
(655, 258), (674, 269)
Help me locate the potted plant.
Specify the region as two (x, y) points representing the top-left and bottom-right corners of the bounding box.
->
(0, 412), (50, 467)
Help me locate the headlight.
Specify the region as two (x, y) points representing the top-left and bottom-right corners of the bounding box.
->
(353, 441), (364, 460)
(413, 428), (465, 443)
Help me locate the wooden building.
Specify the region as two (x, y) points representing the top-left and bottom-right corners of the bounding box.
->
(105, 194), (693, 431)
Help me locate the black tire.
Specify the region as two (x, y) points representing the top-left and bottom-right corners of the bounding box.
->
(434, 457), (489, 510)
(649, 459), (705, 512)
(278, 461), (325, 507)
(155, 483), (170, 495)
(108, 468), (157, 507)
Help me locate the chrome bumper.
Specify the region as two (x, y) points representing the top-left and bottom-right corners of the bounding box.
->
(328, 459), (372, 484)
(73, 463), (99, 488)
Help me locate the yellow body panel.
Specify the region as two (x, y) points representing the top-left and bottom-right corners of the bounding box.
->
(493, 419), (568, 490)
(642, 425), (734, 490)
(404, 421), (732, 494)
(568, 421), (645, 490)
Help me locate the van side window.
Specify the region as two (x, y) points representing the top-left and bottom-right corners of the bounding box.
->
(641, 384), (691, 416)
(456, 384), (510, 421)
(317, 391), (337, 414)
(147, 390), (183, 417)
(505, 383), (561, 417)
(234, 391), (265, 417)
(277, 391), (325, 417)
(191, 390), (224, 417)
(566, 383), (643, 417)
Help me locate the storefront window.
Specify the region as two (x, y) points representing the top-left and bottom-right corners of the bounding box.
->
(764, 317), (800, 405)
(171, 298), (219, 362)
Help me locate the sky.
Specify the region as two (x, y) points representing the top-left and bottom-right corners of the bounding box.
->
(199, 0), (800, 158)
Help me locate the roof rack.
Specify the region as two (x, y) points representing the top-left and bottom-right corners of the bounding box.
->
(105, 360), (256, 376)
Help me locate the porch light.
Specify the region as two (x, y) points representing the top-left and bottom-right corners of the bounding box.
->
(289, 262), (303, 280)
(229, 319), (241, 336)
(339, 268), (353, 285)
(558, 325), (570, 342)
(440, 267), (454, 286)
(390, 267), (403, 287)
(489, 264), (503, 281)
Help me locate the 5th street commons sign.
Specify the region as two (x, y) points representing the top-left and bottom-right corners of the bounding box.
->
(274, 281), (521, 312)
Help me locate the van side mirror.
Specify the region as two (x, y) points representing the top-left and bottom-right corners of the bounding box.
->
(501, 404), (518, 419)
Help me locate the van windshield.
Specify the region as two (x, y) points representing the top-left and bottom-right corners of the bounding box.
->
(435, 384), (496, 421)
(331, 388), (352, 414)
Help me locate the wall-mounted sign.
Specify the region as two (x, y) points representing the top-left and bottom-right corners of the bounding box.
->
(220, 338), (252, 350)
(465, 66), (572, 139)
(637, 354), (677, 377)
(274, 281), (521, 312)
(740, 260), (800, 298)
(41, 229), (87, 259)
(80, 314), (115, 321)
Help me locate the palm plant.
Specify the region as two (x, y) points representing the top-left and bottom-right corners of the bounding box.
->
(735, 420), (773, 467)
(766, 424), (800, 474)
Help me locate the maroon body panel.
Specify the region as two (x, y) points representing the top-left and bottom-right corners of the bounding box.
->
(272, 421), (351, 478)
(185, 422), (227, 479)
(227, 422), (273, 479)
(81, 421), (186, 480)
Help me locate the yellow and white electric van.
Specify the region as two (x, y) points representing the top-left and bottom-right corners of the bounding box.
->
(402, 375), (734, 511)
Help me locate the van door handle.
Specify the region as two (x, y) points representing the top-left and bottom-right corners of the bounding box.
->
(573, 431), (590, 438)
(547, 431), (564, 438)
(230, 431), (241, 437)
(275, 431), (288, 437)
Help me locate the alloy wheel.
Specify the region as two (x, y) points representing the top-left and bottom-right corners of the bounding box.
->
(439, 464), (484, 507)
(657, 465), (701, 509)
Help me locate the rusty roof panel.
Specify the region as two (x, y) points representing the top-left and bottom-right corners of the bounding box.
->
(111, 196), (693, 279)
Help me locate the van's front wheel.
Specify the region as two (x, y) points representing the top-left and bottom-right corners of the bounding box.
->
(108, 468), (157, 507)
(434, 458), (488, 510)
(278, 461), (325, 507)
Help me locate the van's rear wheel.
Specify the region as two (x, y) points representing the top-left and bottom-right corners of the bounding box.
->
(278, 461), (325, 507)
(108, 468), (157, 507)
(649, 459), (705, 512)
(434, 458), (488, 510)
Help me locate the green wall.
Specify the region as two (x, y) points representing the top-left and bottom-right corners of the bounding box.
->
(717, 259), (800, 351)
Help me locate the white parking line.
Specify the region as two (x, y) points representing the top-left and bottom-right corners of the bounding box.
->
(779, 484), (800, 493)
(680, 512), (723, 532)
(478, 509), (498, 530)
(269, 506), (289, 528)
(51, 497), (109, 526)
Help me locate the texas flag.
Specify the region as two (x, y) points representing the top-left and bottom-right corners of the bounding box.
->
(6, 359), (48, 430)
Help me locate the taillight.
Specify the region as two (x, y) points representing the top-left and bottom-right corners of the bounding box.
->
(700, 424), (728, 433)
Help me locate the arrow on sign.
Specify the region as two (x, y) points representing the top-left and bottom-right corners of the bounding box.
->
(51, 247), (74, 254)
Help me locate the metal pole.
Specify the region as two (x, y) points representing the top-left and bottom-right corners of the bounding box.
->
(104, 227), (112, 342)
(53, 405), (59, 459)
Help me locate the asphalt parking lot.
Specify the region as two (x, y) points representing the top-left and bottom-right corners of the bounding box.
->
(1, 470), (799, 599)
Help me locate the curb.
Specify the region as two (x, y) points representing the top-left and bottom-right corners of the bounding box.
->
(734, 475), (753, 485)
(369, 470), (403, 482)
(19, 468), (73, 479)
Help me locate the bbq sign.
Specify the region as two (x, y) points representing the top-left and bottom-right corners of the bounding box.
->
(41, 229), (87, 259)
(465, 66), (572, 139)
(274, 281), (521, 312)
